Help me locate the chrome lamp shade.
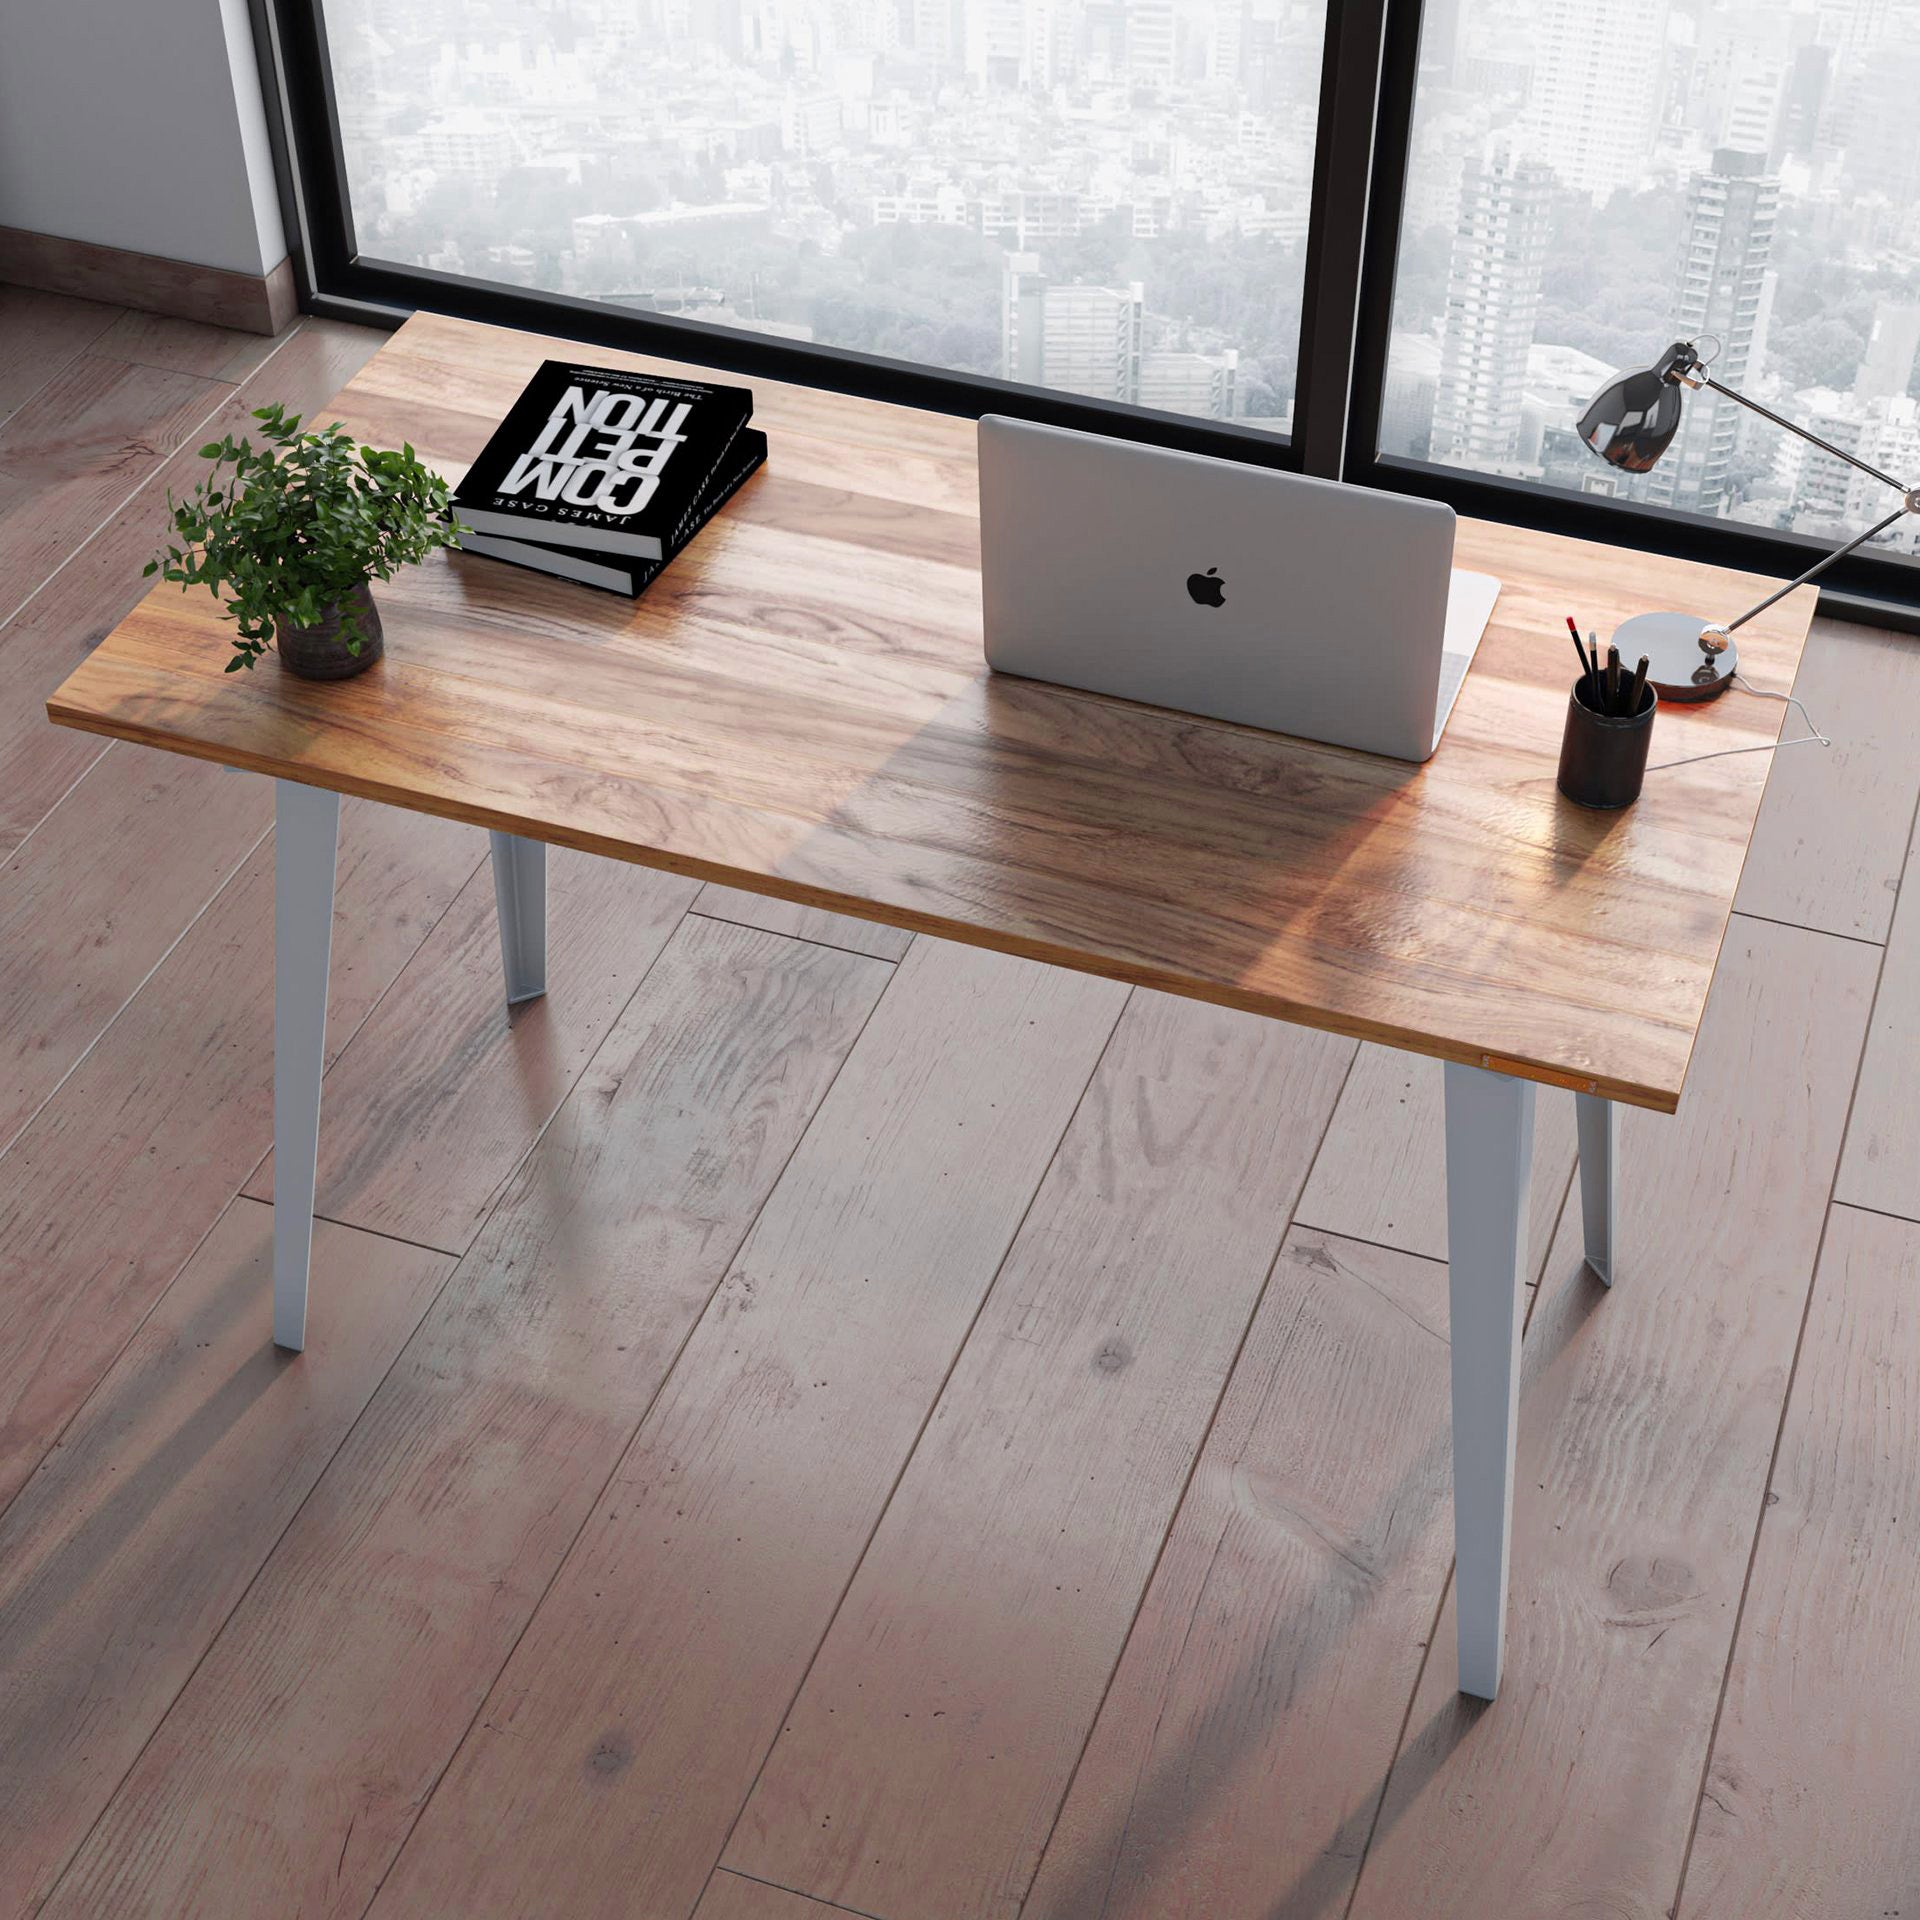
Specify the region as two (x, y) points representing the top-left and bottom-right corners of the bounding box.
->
(1575, 348), (1691, 473)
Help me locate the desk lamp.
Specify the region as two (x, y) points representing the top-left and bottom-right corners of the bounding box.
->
(1576, 339), (1919, 699)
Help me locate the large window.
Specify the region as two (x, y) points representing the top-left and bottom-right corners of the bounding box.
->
(315, 0), (1327, 435)
(268, 0), (1920, 613)
(1373, 0), (1920, 575)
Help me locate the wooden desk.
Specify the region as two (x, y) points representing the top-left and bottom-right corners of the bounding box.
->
(46, 312), (1816, 1697)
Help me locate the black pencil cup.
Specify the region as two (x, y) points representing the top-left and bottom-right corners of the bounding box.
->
(1556, 677), (1656, 809)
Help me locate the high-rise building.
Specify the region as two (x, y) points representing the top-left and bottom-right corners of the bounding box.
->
(780, 86), (843, 155)
(1138, 347), (1238, 418)
(1124, 0), (1176, 89)
(966, 0), (1063, 86)
(1778, 41), (1831, 158)
(1205, 0), (1246, 86)
(1527, 0), (1670, 202)
(1431, 142), (1554, 471)
(1419, 0), (1464, 83)
(1081, 0), (1126, 78)
(1690, 5), (1797, 161)
(1238, 2), (1320, 113)
(1750, 266), (1778, 379)
(1783, 391), (1870, 527)
(1856, 301), (1920, 401)
(1644, 147), (1779, 516)
(1380, 333), (1442, 460)
(1817, 0), (1891, 57)
(1025, 0), (1069, 87)
(1843, 44), (1920, 204)
(1722, 56), (1788, 156)
(419, 112), (519, 182)
(1002, 254), (1144, 402)
(906, 0), (962, 67)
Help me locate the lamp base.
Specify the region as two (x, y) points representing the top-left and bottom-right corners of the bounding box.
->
(1610, 609), (1738, 703)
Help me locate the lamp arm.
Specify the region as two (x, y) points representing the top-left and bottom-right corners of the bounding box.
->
(1722, 503), (1913, 635)
(1697, 373), (1912, 496)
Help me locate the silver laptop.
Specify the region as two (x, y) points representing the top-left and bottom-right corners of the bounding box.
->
(979, 416), (1501, 762)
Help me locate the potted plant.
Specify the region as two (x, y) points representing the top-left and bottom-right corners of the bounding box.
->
(146, 402), (458, 679)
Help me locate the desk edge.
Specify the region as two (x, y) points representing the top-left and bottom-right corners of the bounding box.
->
(45, 689), (1688, 1113)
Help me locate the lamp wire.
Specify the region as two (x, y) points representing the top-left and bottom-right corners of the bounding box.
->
(1645, 673), (1829, 772)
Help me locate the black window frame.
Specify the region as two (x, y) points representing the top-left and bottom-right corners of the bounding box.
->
(255, 0), (1920, 628)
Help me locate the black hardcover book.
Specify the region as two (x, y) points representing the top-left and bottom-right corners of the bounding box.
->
(452, 359), (752, 560)
(457, 429), (768, 597)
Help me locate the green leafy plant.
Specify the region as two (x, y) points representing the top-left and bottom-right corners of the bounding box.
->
(146, 403), (457, 671)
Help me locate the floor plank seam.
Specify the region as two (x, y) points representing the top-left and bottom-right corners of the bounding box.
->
(1337, 1115), (1578, 1919)
(1292, 1092), (1575, 1291)
(261, 879), (708, 1261)
(351, 933), (911, 1920)
(0, 373), (70, 438)
(1339, 1564), (1459, 1920)
(1013, 1038), (1363, 1917)
(687, 903), (915, 966)
(229, 839), (493, 1203)
(1529, 1157), (1579, 1291)
(1287, 1217), (1444, 1270)
(0, 297), (113, 436)
(1732, 907), (1887, 950)
(28, 1190), (468, 1915)
(309, 1211), (467, 1261)
(0, 363), (84, 439)
(1526, 1163), (1578, 1323)
(1664, 900), (1906, 1920)
(0, 780), (273, 1169)
(699, 986), (1138, 1920)
(0, 1153), (244, 1542)
(716, 1865), (891, 1920)
(97, 353), (248, 386)
(0, 317), (336, 865)
(1827, 1194), (1920, 1231)
(1229, 1049), (1558, 1920)
(0, 812), (481, 1535)
(0, 738), (108, 870)
(0, 318), (312, 631)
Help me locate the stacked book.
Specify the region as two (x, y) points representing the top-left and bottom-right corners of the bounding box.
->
(451, 359), (764, 595)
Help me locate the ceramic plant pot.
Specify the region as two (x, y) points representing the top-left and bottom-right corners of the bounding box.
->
(274, 579), (384, 680)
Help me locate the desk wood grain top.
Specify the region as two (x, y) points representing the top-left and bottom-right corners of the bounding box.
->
(47, 311), (1816, 1111)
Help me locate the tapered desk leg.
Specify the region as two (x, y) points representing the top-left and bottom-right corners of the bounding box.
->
(489, 831), (547, 1006)
(1574, 1092), (1618, 1287)
(1443, 1060), (1535, 1700)
(273, 781), (340, 1353)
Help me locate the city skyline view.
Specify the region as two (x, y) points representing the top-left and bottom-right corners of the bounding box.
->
(1386, 0), (1920, 558)
(324, 0), (1920, 560)
(326, 0), (1326, 428)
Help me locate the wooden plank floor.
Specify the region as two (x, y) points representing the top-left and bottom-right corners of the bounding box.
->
(2, 290), (1917, 1920)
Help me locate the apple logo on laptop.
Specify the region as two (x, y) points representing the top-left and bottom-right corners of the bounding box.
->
(1186, 566), (1225, 608)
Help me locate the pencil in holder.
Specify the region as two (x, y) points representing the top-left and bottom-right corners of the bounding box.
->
(1556, 676), (1656, 809)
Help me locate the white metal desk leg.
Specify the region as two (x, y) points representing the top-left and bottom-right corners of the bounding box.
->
(489, 831), (547, 1005)
(273, 781), (340, 1352)
(1444, 1060), (1535, 1700)
(1574, 1092), (1618, 1287)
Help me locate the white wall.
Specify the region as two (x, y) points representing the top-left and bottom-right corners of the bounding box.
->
(0, 0), (287, 275)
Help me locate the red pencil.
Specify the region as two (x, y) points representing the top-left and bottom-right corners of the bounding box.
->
(1565, 615), (1598, 701)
